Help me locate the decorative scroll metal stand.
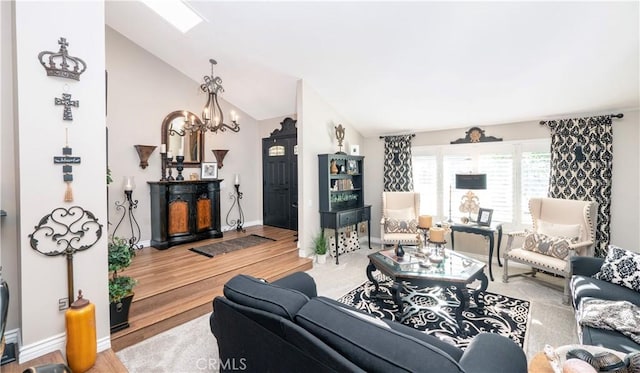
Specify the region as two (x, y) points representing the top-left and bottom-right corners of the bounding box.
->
(28, 206), (103, 304)
(113, 190), (142, 250)
(226, 184), (245, 232)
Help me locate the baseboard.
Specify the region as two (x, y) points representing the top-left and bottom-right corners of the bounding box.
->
(18, 332), (65, 364)
(18, 333), (111, 364)
(138, 239), (151, 248)
(5, 328), (19, 345)
(221, 220), (261, 232)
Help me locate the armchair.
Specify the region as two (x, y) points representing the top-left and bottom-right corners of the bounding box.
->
(502, 197), (597, 304)
(380, 191), (421, 247)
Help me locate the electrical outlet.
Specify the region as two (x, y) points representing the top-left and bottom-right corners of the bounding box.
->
(58, 297), (69, 311)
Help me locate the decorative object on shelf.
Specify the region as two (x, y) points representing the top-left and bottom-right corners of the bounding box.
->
(212, 149), (229, 168)
(53, 129), (81, 202)
(226, 174), (245, 232)
(456, 173), (487, 221)
(55, 92), (79, 121)
(166, 151), (174, 180)
(450, 127), (503, 144)
(330, 159), (338, 174)
(108, 236), (137, 333)
(134, 145), (156, 169)
(65, 290), (96, 372)
(350, 144), (360, 156)
(28, 206), (103, 306)
(346, 160), (359, 174)
(334, 124), (346, 154)
(183, 59), (240, 133)
(38, 37), (87, 81)
(201, 162), (218, 179)
(477, 208), (493, 226)
(175, 155), (185, 181)
(112, 177), (142, 251)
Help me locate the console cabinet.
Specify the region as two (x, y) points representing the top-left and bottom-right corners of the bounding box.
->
(148, 180), (222, 249)
(318, 154), (371, 264)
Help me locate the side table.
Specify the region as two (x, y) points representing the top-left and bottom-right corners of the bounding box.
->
(449, 223), (503, 281)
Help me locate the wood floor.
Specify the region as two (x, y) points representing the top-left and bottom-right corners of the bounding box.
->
(3, 349), (126, 373)
(110, 225), (312, 352)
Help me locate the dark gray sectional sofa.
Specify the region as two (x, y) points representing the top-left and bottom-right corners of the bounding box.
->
(570, 256), (640, 354)
(210, 272), (527, 373)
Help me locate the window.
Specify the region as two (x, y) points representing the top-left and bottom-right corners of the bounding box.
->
(412, 139), (550, 225)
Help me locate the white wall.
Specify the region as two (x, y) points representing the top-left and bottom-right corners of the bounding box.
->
(14, 0), (109, 361)
(106, 27), (262, 240)
(297, 80), (363, 256)
(0, 0), (20, 337)
(362, 111), (640, 252)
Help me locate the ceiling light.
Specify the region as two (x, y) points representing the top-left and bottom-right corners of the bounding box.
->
(140, 0), (203, 33)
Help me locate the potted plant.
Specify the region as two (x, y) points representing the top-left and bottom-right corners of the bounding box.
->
(313, 231), (328, 264)
(108, 236), (137, 333)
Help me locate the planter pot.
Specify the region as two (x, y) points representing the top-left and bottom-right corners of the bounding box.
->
(109, 294), (134, 333)
(316, 253), (327, 264)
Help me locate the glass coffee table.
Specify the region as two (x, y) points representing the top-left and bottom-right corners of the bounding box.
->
(366, 247), (488, 335)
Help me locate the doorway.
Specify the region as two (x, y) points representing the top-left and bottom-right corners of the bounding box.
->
(262, 118), (298, 230)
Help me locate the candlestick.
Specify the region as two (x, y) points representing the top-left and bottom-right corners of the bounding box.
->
(419, 215), (432, 228)
(429, 227), (445, 243)
(234, 174), (240, 186)
(160, 144), (166, 154)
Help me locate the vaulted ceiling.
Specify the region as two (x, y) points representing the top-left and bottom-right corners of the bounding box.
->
(106, 1), (639, 137)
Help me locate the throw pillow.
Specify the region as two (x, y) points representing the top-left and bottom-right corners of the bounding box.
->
(522, 233), (573, 259)
(537, 220), (582, 241)
(593, 245), (640, 292)
(385, 217), (418, 234)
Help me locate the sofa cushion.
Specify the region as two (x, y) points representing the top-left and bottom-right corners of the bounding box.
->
(295, 297), (463, 373)
(593, 245), (640, 292)
(523, 232), (573, 259)
(571, 275), (640, 309)
(223, 274), (309, 320)
(537, 219), (581, 240)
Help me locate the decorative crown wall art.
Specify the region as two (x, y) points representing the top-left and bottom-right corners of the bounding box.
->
(38, 37), (87, 81)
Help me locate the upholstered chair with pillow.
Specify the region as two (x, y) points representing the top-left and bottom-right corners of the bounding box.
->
(380, 191), (421, 247)
(502, 197), (598, 304)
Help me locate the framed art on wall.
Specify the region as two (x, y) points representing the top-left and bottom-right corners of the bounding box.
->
(350, 144), (360, 155)
(477, 208), (493, 226)
(201, 162), (218, 179)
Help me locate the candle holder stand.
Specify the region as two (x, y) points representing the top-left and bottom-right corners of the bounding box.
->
(226, 184), (245, 232)
(160, 153), (167, 181)
(113, 190), (142, 250)
(175, 155), (185, 181)
(166, 156), (174, 181)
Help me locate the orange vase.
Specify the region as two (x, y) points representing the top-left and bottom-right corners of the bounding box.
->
(65, 291), (96, 373)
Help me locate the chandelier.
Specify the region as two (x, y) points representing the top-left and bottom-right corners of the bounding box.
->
(185, 59), (240, 133)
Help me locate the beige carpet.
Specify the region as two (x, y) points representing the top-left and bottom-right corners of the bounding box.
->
(116, 247), (578, 372)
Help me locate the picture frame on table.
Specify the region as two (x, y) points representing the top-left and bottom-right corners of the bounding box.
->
(477, 208), (493, 226)
(201, 162), (218, 179)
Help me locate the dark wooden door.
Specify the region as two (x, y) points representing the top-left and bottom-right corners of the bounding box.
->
(262, 118), (297, 230)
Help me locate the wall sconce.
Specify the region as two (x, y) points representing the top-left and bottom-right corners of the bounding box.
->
(113, 176), (141, 249)
(212, 149), (229, 168)
(226, 173), (245, 232)
(134, 145), (157, 169)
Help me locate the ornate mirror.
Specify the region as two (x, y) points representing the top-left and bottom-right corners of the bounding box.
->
(161, 110), (204, 167)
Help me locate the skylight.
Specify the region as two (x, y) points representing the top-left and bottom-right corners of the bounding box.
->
(140, 0), (203, 33)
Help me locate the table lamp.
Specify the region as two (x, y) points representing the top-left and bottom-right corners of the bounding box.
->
(455, 173), (487, 221)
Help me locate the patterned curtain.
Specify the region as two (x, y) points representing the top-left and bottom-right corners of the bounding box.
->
(541, 115), (613, 257)
(383, 135), (414, 191)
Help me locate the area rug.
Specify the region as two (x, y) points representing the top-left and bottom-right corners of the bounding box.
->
(189, 234), (275, 258)
(337, 276), (530, 350)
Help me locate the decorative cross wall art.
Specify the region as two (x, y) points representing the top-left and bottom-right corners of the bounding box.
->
(54, 130), (81, 202)
(55, 92), (79, 121)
